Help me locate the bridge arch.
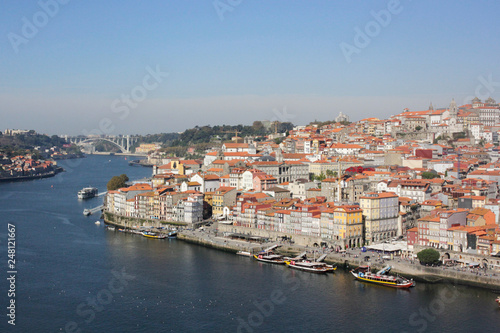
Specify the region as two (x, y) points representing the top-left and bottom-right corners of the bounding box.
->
(77, 138), (129, 153)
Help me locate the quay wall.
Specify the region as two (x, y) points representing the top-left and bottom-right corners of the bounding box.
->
(102, 213), (500, 290)
(218, 224), (324, 247)
(177, 233), (241, 254)
(181, 232), (500, 290)
(103, 211), (187, 229)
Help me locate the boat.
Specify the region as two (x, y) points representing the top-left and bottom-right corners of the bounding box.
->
(236, 251), (252, 257)
(253, 245), (286, 264)
(285, 260), (337, 273)
(351, 265), (414, 289)
(253, 253), (286, 264)
(106, 226), (115, 231)
(496, 296), (500, 307)
(78, 187), (98, 199)
(95, 221), (101, 225)
(142, 231), (167, 239)
(168, 231), (178, 238)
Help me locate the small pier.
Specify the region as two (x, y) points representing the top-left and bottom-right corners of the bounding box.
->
(83, 205), (104, 216)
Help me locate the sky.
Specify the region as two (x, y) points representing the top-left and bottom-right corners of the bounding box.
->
(1, 0), (500, 135)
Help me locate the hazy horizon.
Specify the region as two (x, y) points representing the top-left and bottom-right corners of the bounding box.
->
(2, 1), (500, 135)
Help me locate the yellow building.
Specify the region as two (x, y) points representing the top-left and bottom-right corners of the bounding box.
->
(212, 187), (237, 216)
(333, 205), (363, 248)
(204, 192), (214, 207)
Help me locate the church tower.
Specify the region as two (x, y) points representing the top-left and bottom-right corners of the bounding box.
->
(449, 98), (458, 118)
(275, 149), (283, 163)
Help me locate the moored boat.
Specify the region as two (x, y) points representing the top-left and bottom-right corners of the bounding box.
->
(236, 251), (252, 257)
(496, 296), (500, 307)
(253, 253), (286, 264)
(285, 260), (337, 273)
(351, 265), (414, 289)
(142, 231), (167, 239)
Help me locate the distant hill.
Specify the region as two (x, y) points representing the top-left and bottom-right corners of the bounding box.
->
(131, 121), (294, 150)
(0, 132), (67, 152)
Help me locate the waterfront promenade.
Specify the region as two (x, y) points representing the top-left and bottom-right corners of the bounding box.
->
(178, 225), (500, 290)
(102, 210), (500, 290)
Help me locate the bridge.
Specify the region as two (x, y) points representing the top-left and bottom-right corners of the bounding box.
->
(66, 135), (139, 154)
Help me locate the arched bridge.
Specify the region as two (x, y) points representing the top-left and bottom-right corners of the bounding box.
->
(68, 135), (138, 154)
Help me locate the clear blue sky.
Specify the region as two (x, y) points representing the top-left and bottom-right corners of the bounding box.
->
(1, 0), (500, 135)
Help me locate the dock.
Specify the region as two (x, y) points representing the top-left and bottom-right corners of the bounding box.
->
(83, 205), (104, 216)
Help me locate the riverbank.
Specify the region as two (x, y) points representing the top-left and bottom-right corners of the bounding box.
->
(101, 211), (500, 290)
(177, 227), (500, 291)
(0, 166), (64, 183)
(128, 159), (154, 167)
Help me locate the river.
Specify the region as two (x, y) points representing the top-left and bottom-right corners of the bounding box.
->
(0, 155), (499, 332)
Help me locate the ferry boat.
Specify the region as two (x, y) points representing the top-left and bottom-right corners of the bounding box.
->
(78, 187), (98, 199)
(285, 260), (337, 273)
(351, 265), (414, 289)
(142, 231), (167, 239)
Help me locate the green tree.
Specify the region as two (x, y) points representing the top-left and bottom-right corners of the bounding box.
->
(421, 171), (440, 179)
(107, 174), (129, 191)
(417, 248), (441, 265)
(415, 126), (423, 131)
(315, 172), (326, 181)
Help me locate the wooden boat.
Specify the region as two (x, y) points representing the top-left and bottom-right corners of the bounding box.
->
(142, 231), (167, 239)
(253, 253), (286, 264)
(236, 251), (252, 257)
(351, 265), (414, 289)
(285, 260), (337, 273)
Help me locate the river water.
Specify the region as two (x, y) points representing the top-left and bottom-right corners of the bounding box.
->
(1, 155), (499, 332)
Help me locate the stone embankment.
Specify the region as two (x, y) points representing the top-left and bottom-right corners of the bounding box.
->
(178, 231), (500, 290)
(102, 213), (500, 290)
(103, 212), (186, 230)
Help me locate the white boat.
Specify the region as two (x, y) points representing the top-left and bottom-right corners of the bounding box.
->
(285, 260), (337, 273)
(95, 221), (101, 225)
(78, 187), (98, 199)
(236, 251), (252, 257)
